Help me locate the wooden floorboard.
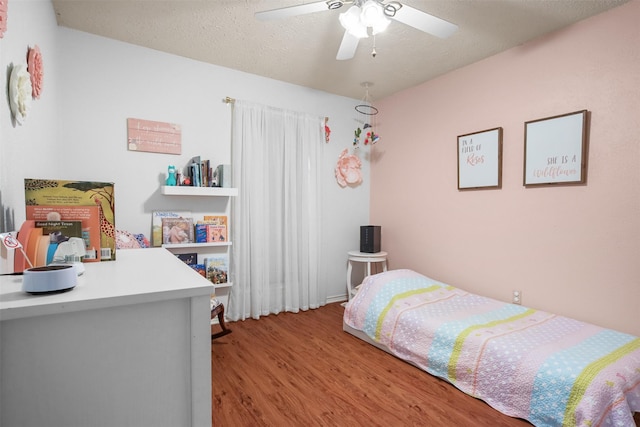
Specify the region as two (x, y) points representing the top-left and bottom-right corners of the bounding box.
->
(211, 302), (543, 426)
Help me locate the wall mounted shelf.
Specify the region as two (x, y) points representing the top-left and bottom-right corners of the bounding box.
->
(161, 186), (238, 197)
(162, 242), (232, 249)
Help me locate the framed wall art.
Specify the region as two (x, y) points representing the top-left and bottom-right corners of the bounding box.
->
(457, 127), (502, 190)
(127, 118), (182, 155)
(524, 110), (588, 186)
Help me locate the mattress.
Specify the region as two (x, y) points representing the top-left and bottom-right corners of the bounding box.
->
(343, 269), (640, 427)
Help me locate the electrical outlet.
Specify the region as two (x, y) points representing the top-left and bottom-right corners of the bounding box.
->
(512, 290), (522, 305)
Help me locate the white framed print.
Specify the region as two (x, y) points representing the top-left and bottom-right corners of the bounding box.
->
(524, 110), (588, 186)
(457, 127), (502, 190)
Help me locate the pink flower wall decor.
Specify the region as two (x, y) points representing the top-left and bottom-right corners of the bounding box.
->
(27, 45), (43, 99)
(335, 148), (362, 187)
(0, 0), (7, 39)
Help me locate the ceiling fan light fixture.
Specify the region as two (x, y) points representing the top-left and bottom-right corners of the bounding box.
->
(360, 1), (381, 25)
(339, 5), (368, 38)
(360, 0), (390, 34)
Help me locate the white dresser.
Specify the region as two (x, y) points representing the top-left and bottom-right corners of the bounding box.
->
(0, 248), (213, 427)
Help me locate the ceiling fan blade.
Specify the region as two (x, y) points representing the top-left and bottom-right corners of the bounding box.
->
(336, 30), (360, 60)
(391, 4), (458, 39)
(255, 1), (332, 21)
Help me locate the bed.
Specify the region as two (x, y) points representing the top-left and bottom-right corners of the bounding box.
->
(343, 269), (640, 427)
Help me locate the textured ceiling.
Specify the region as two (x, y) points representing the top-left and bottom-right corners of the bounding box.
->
(51, 0), (629, 100)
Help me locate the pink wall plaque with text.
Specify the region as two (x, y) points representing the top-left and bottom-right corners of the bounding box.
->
(127, 118), (181, 154)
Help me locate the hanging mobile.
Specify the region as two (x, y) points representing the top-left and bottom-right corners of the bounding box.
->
(354, 82), (381, 147)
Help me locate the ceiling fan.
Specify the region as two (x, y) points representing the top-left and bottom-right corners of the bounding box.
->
(255, 0), (458, 60)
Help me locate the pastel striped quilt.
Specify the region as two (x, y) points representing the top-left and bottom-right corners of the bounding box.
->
(343, 269), (640, 427)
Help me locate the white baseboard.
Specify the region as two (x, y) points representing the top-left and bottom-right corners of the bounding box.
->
(326, 294), (348, 304)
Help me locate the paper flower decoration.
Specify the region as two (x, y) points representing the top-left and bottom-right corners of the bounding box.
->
(27, 45), (43, 99)
(0, 0), (7, 39)
(8, 64), (32, 125)
(335, 148), (362, 187)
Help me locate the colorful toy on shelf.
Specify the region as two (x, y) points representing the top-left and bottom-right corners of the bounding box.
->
(166, 165), (177, 186)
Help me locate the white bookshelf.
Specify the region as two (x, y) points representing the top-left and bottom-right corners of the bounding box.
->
(160, 185), (237, 308)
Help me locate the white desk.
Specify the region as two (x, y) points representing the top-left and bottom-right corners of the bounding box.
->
(0, 248), (213, 427)
(346, 250), (387, 300)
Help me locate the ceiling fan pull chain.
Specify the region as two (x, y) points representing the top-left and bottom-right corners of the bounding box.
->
(372, 34), (377, 58)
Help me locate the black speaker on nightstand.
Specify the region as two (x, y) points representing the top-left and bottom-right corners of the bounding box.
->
(360, 225), (381, 253)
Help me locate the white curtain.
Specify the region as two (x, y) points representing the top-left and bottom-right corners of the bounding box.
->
(227, 100), (326, 321)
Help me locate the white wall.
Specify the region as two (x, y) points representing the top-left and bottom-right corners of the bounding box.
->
(0, 0), (60, 232)
(0, 0), (371, 302)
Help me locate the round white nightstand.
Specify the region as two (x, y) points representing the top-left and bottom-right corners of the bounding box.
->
(346, 250), (388, 301)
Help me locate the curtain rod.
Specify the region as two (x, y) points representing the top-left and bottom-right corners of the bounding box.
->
(223, 96), (328, 122)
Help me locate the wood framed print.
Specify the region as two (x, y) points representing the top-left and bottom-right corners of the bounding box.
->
(524, 110), (588, 186)
(457, 127), (502, 190)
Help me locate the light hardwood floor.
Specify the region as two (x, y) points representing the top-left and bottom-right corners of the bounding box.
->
(211, 302), (546, 426)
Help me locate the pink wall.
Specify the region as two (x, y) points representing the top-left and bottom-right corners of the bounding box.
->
(372, 0), (640, 336)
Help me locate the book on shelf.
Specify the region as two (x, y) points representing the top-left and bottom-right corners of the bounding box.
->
(151, 211), (191, 247)
(197, 215), (228, 243)
(190, 159), (201, 187)
(183, 156), (216, 187)
(200, 159), (211, 187)
(26, 205), (102, 262)
(161, 217), (194, 244)
(206, 224), (227, 243)
(201, 215), (227, 226)
(175, 252), (197, 266)
(24, 179), (116, 261)
(188, 155), (212, 187)
(204, 255), (228, 285)
(195, 223), (208, 243)
(190, 264), (206, 278)
(194, 223), (228, 243)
